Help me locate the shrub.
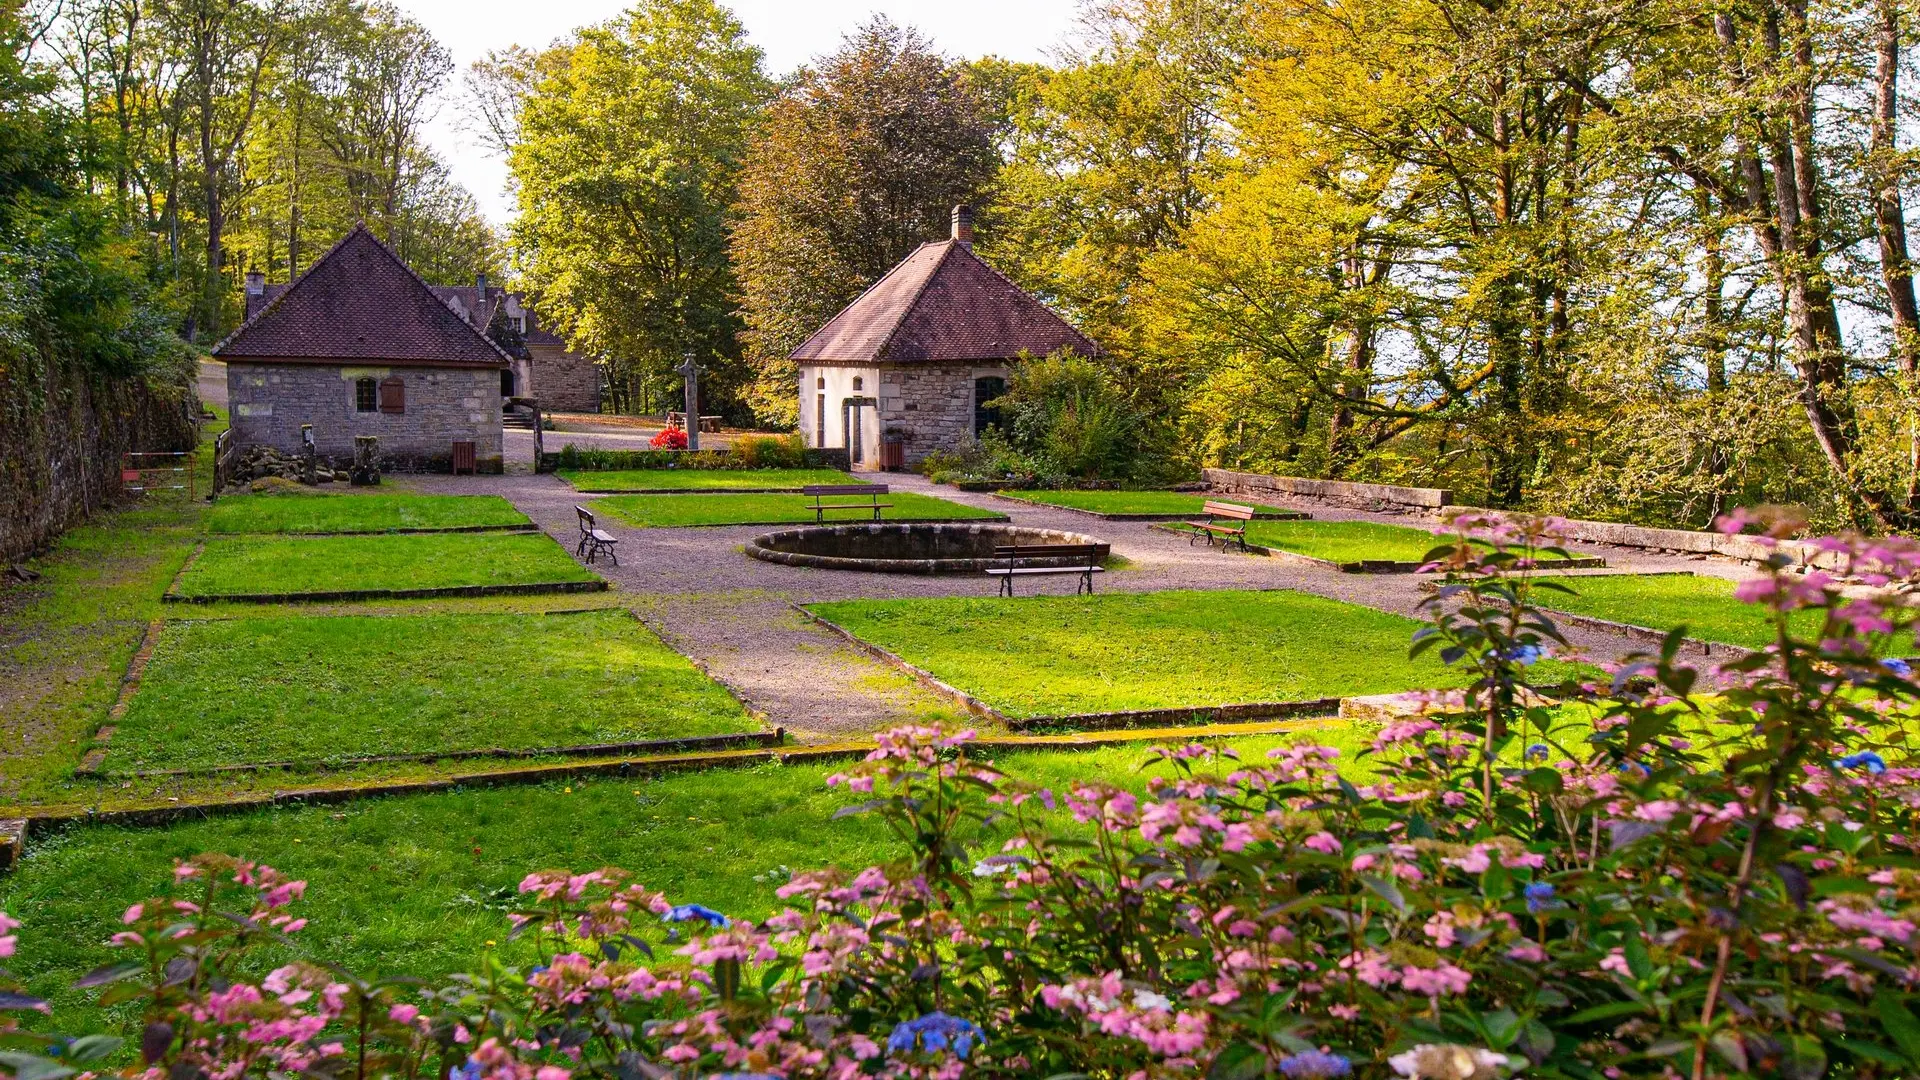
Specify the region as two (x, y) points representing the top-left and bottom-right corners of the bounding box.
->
(732, 433), (808, 469)
(650, 425), (690, 450)
(996, 354), (1141, 482)
(13, 508), (1920, 1079)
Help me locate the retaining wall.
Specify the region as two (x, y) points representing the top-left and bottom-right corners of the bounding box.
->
(1203, 468), (1450, 510)
(1441, 506), (1845, 570)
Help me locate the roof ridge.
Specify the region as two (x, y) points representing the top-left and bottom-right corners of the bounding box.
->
(948, 242), (1103, 358)
(873, 241), (961, 363)
(789, 241), (941, 358)
(210, 223), (371, 355)
(348, 225), (515, 364)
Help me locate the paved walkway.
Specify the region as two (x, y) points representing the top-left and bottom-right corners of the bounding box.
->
(399, 469), (1749, 741)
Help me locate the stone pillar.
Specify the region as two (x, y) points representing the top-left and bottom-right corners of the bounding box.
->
(350, 435), (381, 486)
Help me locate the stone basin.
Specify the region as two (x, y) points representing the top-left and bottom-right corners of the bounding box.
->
(744, 523), (1109, 575)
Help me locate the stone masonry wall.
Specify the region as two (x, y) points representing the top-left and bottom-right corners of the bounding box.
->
(227, 362), (503, 472)
(878, 365), (999, 467)
(529, 344), (601, 413)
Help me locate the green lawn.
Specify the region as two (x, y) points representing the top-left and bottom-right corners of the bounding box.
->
(1006, 490), (1300, 517)
(206, 491), (528, 534)
(174, 533), (598, 599)
(0, 739), (1294, 1035)
(1530, 573), (1818, 650)
(807, 590), (1454, 718)
(559, 468), (858, 492)
(106, 611), (756, 770)
(596, 492), (1004, 528)
(1197, 520), (1450, 564)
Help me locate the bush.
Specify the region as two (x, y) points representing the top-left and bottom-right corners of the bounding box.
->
(13, 508), (1920, 1079)
(996, 354), (1141, 482)
(650, 425), (690, 450)
(732, 433), (809, 469)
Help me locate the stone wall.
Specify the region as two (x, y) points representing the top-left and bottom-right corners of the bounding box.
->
(227, 361), (503, 472)
(1204, 468), (1452, 510)
(0, 353), (198, 560)
(879, 364), (1003, 467)
(528, 344), (601, 413)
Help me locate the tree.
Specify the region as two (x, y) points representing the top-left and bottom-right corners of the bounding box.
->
(730, 17), (998, 426)
(507, 0), (767, 418)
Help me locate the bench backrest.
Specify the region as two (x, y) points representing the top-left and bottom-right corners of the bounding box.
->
(575, 505), (596, 531)
(803, 484), (888, 497)
(994, 544), (1105, 561)
(1202, 500), (1256, 521)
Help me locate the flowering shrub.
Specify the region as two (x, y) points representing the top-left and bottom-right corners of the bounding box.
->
(10, 508), (1920, 1079)
(650, 424), (689, 451)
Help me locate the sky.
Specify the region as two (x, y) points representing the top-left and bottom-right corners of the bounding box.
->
(386, 0), (1087, 223)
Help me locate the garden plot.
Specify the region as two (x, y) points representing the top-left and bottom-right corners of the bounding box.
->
(595, 492), (1004, 528)
(996, 490), (1306, 520)
(806, 589), (1453, 722)
(1165, 519), (1602, 572)
(102, 610), (758, 772)
(206, 491), (529, 534)
(559, 468), (858, 493)
(1530, 572), (1818, 650)
(170, 533), (601, 601)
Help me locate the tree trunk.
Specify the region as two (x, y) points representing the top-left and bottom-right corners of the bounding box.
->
(1871, 0), (1920, 507)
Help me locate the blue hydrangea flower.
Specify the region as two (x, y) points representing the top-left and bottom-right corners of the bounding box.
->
(1524, 882), (1557, 914)
(1524, 743), (1550, 761)
(1281, 1050), (1352, 1078)
(449, 1061), (483, 1080)
(1504, 644), (1545, 666)
(661, 903), (730, 928)
(1837, 751), (1888, 775)
(886, 1012), (984, 1059)
(1883, 658), (1913, 677)
(1618, 761), (1651, 779)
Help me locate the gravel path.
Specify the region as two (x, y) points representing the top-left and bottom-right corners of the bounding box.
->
(397, 469), (1756, 740)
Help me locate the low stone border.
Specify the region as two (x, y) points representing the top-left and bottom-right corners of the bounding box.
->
(209, 523), (539, 537)
(989, 493), (1311, 522)
(103, 730), (788, 781)
(748, 523), (1103, 575)
(73, 618), (167, 777)
(794, 602), (1010, 723)
(1203, 468), (1450, 509)
(1006, 698), (1344, 733)
(162, 580), (611, 605)
(0, 721), (1335, 865)
(1537, 608), (1755, 659)
(1149, 523), (1608, 574)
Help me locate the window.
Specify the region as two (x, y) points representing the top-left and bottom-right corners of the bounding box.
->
(355, 378), (377, 413)
(973, 376), (1006, 436)
(816, 376), (825, 389)
(852, 376), (863, 392)
(511, 316), (526, 334)
(378, 376), (406, 415)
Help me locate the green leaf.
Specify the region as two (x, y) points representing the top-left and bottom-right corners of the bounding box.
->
(1481, 1007), (1521, 1048)
(1562, 1000), (1647, 1025)
(1623, 935), (1652, 981)
(1357, 873), (1407, 915)
(1207, 1041), (1266, 1080)
(1874, 992), (1920, 1064)
(61, 1036), (122, 1064)
(1523, 767), (1563, 795)
(0, 1053), (74, 1080)
(1831, 1036), (1909, 1067)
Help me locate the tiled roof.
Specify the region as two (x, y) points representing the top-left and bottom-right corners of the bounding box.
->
(790, 240), (1101, 364)
(215, 224), (509, 367)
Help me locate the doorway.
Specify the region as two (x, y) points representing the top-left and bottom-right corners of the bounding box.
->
(500, 369), (515, 397)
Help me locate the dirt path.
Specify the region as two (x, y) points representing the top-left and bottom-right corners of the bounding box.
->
(400, 469), (1751, 740)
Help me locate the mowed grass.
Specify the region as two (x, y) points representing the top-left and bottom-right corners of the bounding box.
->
(1530, 573), (1819, 650)
(1006, 490), (1298, 517)
(559, 468), (857, 492)
(206, 491), (528, 534)
(107, 611), (756, 770)
(1195, 519), (1450, 564)
(807, 590), (1454, 718)
(596, 492), (1004, 528)
(174, 533), (597, 598)
(0, 739), (1293, 1035)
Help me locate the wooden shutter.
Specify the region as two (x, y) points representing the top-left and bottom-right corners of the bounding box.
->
(378, 376), (405, 414)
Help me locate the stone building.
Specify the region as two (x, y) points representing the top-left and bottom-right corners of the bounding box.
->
(216, 224), (510, 472)
(790, 206), (1102, 471)
(247, 262), (603, 415)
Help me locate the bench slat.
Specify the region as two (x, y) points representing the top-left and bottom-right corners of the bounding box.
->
(985, 566), (1105, 576)
(1201, 501), (1256, 519)
(803, 484), (888, 496)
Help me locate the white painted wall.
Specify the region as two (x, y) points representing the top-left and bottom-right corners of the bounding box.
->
(798, 364), (883, 469)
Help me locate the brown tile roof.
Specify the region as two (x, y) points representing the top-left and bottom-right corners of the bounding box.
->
(215, 224), (509, 367)
(789, 240), (1101, 364)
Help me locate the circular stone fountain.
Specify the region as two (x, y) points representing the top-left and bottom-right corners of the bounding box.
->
(744, 523), (1109, 574)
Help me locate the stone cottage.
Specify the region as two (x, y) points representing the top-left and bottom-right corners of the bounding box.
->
(247, 264), (603, 415)
(216, 224), (510, 473)
(790, 206), (1102, 471)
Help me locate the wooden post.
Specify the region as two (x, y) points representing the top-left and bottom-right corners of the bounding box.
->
(533, 401), (544, 472)
(677, 350), (700, 452)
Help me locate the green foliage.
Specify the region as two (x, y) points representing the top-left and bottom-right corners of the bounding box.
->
(807, 589), (1457, 718)
(731, 18), (998, 424)
(173, 533), (598, 598)
(595, 491), (1001, 527)
(549, 443), (847, 472)
(994, 354), (1142, 481)
(108, 610), (756, 770)
(728, 433), (810, 469)
(508, 0), (769, 420)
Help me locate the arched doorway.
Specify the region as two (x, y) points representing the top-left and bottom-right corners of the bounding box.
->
(500, 369), (516, 397)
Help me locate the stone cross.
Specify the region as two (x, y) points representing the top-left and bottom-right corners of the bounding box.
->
(677, 350), (700, 451)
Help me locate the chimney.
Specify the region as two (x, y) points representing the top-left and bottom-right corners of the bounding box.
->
(951, 204), (973, 248)
(245, 269), (265, 297)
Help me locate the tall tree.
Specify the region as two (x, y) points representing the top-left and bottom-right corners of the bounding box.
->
(507, 0), (767, 416)
(730, 17), (998, 425)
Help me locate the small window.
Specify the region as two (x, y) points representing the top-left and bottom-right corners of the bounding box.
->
(378, 376), (406, 415)
(355, 377), (377, 413)
(816, 376), (825, 389)
(511, 316), (526, 333)
(852, 376), (864, 392)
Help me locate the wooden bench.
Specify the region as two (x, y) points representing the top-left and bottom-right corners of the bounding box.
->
(986, 544), (1105, 596)
(575, 505), (620, 566)
(666, 411), (724, 433)
(1184, 500), (1256, 552)
(803, 483), (892, 524)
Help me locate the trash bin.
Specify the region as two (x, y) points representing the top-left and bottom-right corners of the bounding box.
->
(882, 434), (906, 471)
